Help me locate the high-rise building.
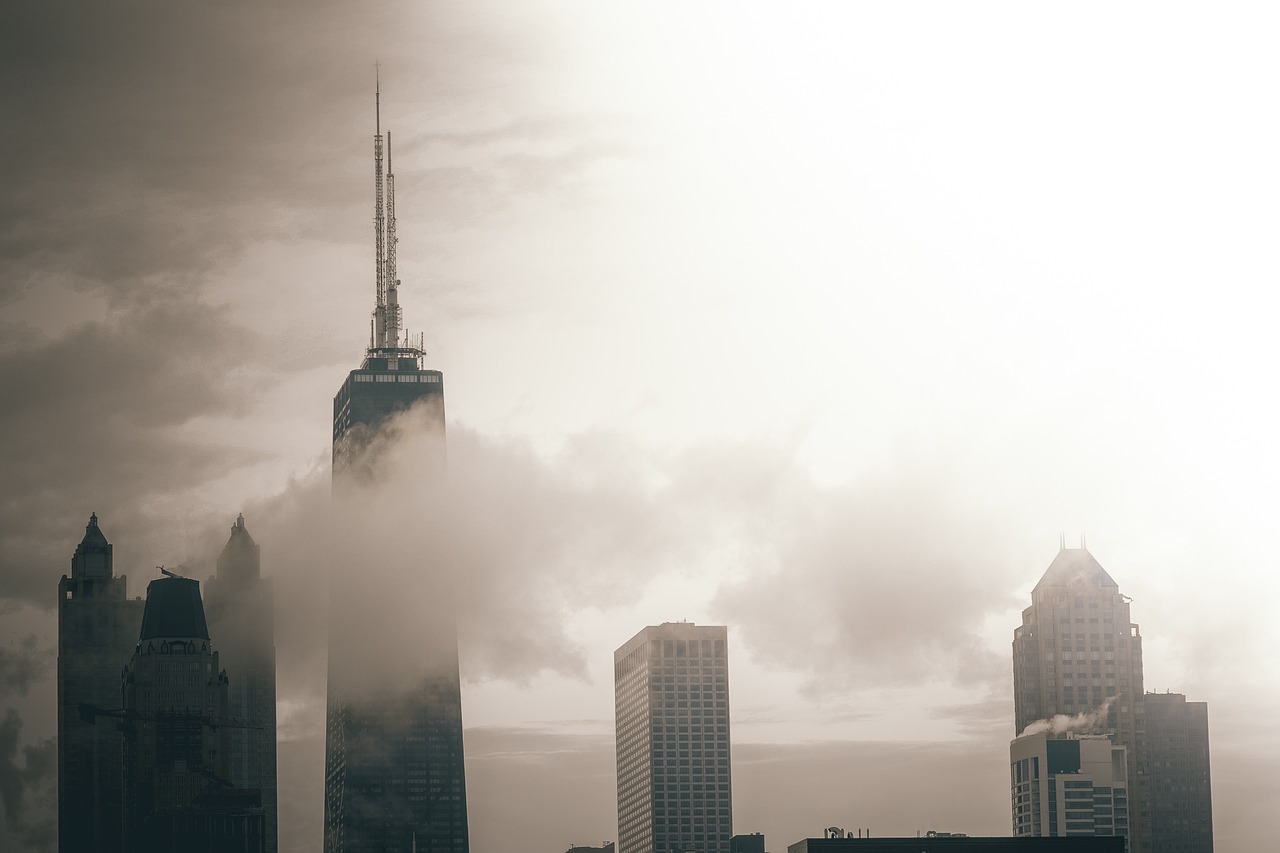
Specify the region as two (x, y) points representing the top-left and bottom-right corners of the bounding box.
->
(206, 513), (278, 853)
(122, 574), (265, 853)
(57, 514), (145, 853)
(1010, 732), (1130, 838)
(1144, 693), (1213, 853)
(614, 622), (733, 853)
(322, 82), (468, 853)
(1011, 545), (1148, 850)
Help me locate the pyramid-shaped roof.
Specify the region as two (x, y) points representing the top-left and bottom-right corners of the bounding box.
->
(1032, 547), (1119, 595)
(80, 512), (108, 547)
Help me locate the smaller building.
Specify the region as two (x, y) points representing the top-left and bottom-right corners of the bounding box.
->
(732, 834), (766, 853)
(565, 844), (615, 853)
(1010, 732), (1128, 839)
(788, 838), (1125, 853)
(1145, 692), (1213, 853)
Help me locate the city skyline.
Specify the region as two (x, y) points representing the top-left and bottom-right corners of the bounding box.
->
(3, 3), (1277, 852)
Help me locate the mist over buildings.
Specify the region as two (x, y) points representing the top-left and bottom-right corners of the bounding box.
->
(4, 1), (1280, 851)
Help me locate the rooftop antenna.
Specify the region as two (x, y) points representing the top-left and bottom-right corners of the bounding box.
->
(373, 61), (386, 348)
(385, 128), (401, 348)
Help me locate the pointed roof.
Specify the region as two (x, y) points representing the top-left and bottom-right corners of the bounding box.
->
(139, 575), (210, 640)
(1032, 547), (1119, 595)
(217, 512), (260, 580)
(80, 512), (108, 547)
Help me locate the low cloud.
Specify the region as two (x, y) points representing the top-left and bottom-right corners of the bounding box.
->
(0, 710), (56, 853)
(0, 638), (49, 703)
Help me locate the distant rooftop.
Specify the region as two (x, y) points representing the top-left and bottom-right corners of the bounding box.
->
(1033, 547), (1118, 594)
(139, 575), (210, 640)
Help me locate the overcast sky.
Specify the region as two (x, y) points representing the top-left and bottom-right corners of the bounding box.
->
(3, 2), (1279, 852)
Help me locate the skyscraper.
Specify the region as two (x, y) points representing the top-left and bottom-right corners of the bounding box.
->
(1144, 693), (1213, 853)
(1010, 732), (1130, 838)
(322, 82), (468, 853)
(614, 623), (733, 853)
(206, 513), (278, 853)
(1011, 544), (1148, 851)
(57, 514), (145, 853)
(122, 573), (265, 852)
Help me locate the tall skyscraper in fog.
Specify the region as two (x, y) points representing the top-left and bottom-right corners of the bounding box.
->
(206, 514), (278, 853)
(1145, 693), (1213, 853)
(1013, 543), (1216, 852)
(1012, 544), (1148, 850)
(614, 623), (733, 853)
(57, 514), (145, 853)
(322, 83), (468, 853)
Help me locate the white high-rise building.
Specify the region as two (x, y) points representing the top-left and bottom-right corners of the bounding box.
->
(614, 623), (732, 853)
(1011, 732), (1129, 838)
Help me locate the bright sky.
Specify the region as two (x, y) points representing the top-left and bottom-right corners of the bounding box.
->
(3, 3), (1279, 852)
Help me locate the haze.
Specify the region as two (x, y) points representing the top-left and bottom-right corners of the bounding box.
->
(2, 3), (1278, 852)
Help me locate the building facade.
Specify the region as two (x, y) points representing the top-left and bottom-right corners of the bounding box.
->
(122, 574), (264, 853)
(787, 838), (1125, 853)
(205, 514), (278, 853)
(614, 622), (733, 853)
(1011, 546), (1148, 850)
(1144, 693), (1213, 853)
(322, 86), (469, 853)
(57, 514), (145, 853)
(1011, 732), (1129, 838)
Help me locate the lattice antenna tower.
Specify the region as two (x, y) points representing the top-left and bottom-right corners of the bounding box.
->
(385, 129), (402, 346)
(371, 65), (388, 349)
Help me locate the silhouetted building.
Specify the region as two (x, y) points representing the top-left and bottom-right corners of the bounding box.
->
(614, 623), (732, 853)
(57, 514), (145, 853)
(205, 514), (278, 853)
(122, 574), (265, 853)
(322, 84), (468, 853)
(1011, 732), (1129, 838)
(733, 834), (767, 853)
(787, 838), (1125, 853)
(1144, 693), (1212, 853)
(1011, 544), (1148, 850)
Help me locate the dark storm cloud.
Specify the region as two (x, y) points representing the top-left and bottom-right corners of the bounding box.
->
(0, 710), (56, 853)
(0, 638), (49, 703)
(0, 300), (264, 604)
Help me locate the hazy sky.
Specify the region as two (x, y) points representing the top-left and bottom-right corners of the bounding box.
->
(3, 2), (1279, 852)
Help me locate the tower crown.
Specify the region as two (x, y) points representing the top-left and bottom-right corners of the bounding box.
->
(70, 512), (113, 579)
(1032, 546), (1118, 595)
(139, 576), (210, 640)
(217, 512), (261, 583)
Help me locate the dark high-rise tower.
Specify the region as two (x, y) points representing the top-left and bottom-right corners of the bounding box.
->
(614, 623), (733, 853)
(322, 80), (468, 853)
(57, 514), (145, 853)
(206, 514), (278, 853)
(1012, 544), (1147, 850)
(1145, 693), (1213, 853)
(122, 574), (265, 852)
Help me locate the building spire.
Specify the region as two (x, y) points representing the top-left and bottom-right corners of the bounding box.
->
(372, 65), (387, 350)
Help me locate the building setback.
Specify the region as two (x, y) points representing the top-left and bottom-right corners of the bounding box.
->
(1144, 693), (1213, 853)
(57, 514), (145, 853)
(322, 83), (468, 853)
(122, 574), (264, 853)
(1011, 545), (1148, 851)
(1010, 732), (1129, 838)
(205, 513), (279, 853)
(614, 622), (733, 853)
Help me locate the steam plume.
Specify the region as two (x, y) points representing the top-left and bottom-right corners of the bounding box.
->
(1019, 695), (1117, 737)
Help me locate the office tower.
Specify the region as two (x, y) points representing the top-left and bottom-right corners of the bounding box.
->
(614, 623), (733, 853)
(322, 82), (468, 853)
(206, 513), (278, 853)
(1144, 693), (1213, 853)
(1010, 732), (1130, 838)
(122, 573), (265, 852)
(1011, 543), (1148, 850)
(57, 514), (145, 853)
